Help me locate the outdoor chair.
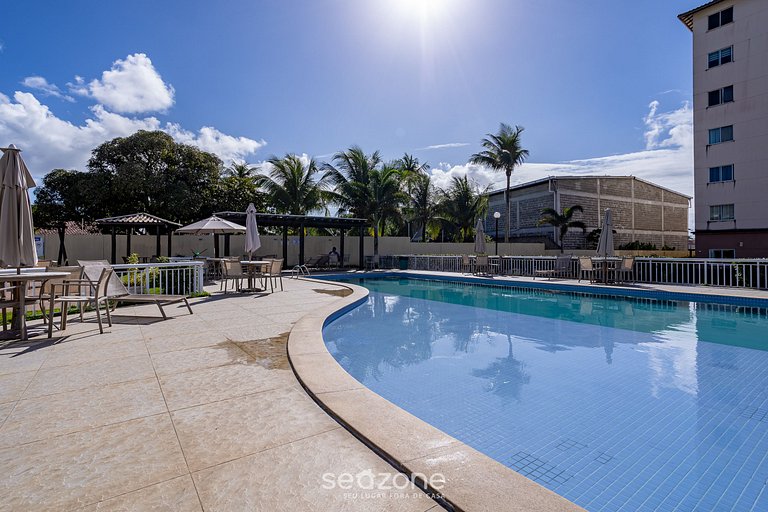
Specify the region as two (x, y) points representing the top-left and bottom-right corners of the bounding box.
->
(613, 257), (635, 284)
(1, 284), (20, 332)
(578, 257), (597, 283)
(221, 259), (248, 293)
(77, 260), (193, 319)
(54, 267), (114, 334)
(475, 255), (489, 275)
(534, 255), (572, 280)
(264, 259), (284, 292)
(461, 255), (473, 275)
(365, 255), (380, 271)
(27, 266), (84, 329)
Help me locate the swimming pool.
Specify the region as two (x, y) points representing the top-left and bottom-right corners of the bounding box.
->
(322, 276), (768, 512)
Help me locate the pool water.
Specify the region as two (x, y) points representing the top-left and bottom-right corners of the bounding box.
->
(323, 277), (768, 512)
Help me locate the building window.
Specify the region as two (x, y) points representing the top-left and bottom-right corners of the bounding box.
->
(708, 46), (733, 68)
(709, 249), (736, 259)
(708, 6), (733, 30)
(709, 165), (734, 183)
(709, 204), (735, 221)
(708, 125), (734, 144)
(708, 85), (734, 107)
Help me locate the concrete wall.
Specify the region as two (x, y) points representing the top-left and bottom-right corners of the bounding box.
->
(486, 177), (690, 251)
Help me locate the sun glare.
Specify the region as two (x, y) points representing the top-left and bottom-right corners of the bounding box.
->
(389, 0), (458, 21)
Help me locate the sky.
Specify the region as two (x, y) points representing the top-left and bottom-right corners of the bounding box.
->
(0, 0), (703, 217)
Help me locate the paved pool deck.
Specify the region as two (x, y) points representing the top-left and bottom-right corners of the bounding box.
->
(0, 278), (440, 512)
(1, 270), (765, 511)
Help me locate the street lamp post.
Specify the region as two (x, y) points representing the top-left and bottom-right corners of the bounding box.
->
(493, 211), (501, 255)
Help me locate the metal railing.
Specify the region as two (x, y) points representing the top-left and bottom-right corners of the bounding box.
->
(112, 261), (205, 296)
(396, 255), (768, 290)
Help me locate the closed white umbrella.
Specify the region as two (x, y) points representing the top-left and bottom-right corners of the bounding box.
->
(0, 145), (37, 269)
(596, 208), (614, 258)
(244, 203), (261, 259)
(474, 217), (486, 254)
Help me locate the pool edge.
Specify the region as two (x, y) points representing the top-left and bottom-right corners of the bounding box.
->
(287, 276), (585, 512)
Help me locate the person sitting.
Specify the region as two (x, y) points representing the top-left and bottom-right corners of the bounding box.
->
(328, 247), (340, 266)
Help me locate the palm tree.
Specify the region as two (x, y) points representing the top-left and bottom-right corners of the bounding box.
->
(323, 148), (404, 257)
(396, 153), (429, 176)
(469, 123), (529, 243)
(256, 154), (329, 215)
(226, 162), (255, 179)
(404, 172), (438, 242)
(438, 176), (489, 242)
(538, 205), (587, 253)
(322, 146), (382, 219)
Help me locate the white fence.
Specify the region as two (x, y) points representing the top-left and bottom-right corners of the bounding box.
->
(112, 261), (205, 296)
(395, 255), (768, 290)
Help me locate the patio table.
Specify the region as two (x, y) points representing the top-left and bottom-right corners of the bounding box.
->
(592, 257), (622, 284)
(0, 271), (69, 340)
(240, 260), (271, 291)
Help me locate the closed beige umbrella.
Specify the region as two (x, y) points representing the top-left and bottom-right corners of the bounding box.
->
(0, 145), (38, 269)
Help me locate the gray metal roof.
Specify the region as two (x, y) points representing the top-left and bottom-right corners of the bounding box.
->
(215, 211), (368, 229)
(485, 175), (691, 200)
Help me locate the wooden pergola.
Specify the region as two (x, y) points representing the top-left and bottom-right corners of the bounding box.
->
(215, 212), (369, 268)
(95, 213), (181, 264)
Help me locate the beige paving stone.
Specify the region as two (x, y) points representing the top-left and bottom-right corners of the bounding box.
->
(193, 428), (436, 512)
(159, 363), (295, 411)
(78, 475), (202, 512)
(171, 386), (340, 471)
(0, 346), (50, 376)
(151, 343), (252, 377)
(23, 353), (156, 398)
(316, 388), (460, 463)
(0, 378), (166, 448)
(0, 370), (36, 404)
(0, 414), (187, 512)
(290, 353), (365, 394)
(41, 339), (148, 369)
(219, 322), (288, 342)
(0, 402), (13, 427)
(145, 329), (231, 355)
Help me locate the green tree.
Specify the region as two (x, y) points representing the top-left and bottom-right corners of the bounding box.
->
(403, 172), (438, 241)
(469, 123), (529, 243)
(216, 162), (263, 212)
(438, 176), (489, 243)
(537, 205), (587, 253)
(86, 130), (222, 223)
(256, 154), (328, 215)
(33, 169), (92, 264)
(323, 148), (404, 256)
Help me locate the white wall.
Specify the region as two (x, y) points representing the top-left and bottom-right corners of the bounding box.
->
(41, 234), (551, 267)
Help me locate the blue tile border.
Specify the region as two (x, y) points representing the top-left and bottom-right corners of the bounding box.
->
(311, 272), (768, 309)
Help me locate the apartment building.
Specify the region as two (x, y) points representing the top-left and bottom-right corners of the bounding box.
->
(484, 176), (690, 251)
(679, 0), (768, 257)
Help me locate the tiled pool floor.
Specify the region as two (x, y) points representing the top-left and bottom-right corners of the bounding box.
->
(324, 277), (768, 511)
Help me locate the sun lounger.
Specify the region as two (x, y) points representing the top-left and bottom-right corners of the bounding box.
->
(78, 260), (193, 319)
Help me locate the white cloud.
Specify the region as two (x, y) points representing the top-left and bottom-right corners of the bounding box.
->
(166, 124), (266, 163)
(73, 53), (175, 114)
(419, 142), (470, 150)
(21, 76), (74, 102)
(0, 91), (264, 180)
